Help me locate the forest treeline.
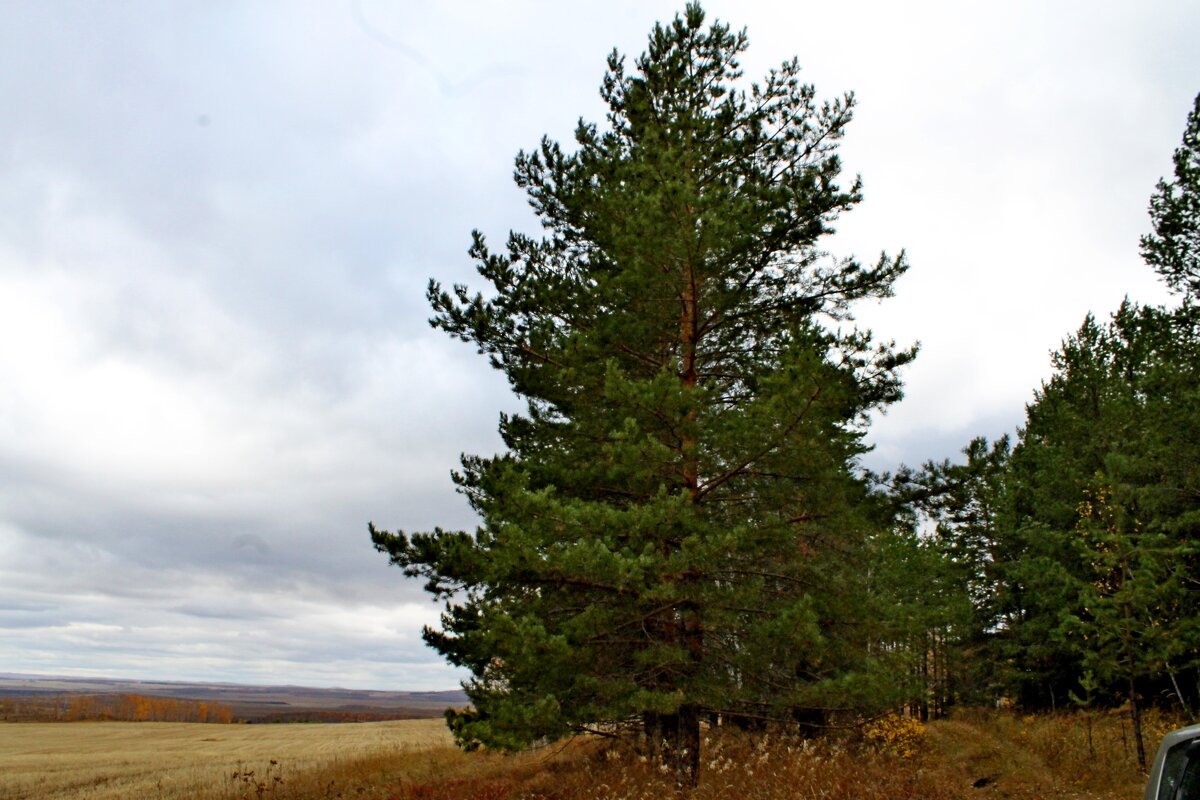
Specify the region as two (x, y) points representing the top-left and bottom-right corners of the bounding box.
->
(369, 2), (1200, 784)
(0, 693), (235, 723)
(884, 93), (1200, 769)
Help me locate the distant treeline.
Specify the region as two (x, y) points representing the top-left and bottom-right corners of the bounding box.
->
(251, 709), (430, 724)
(0, 693), (234, 723)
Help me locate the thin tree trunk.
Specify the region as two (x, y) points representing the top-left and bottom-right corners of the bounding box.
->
(643, 711), (663, 758)
(1169, 668), (1193, 719)
(920, 640), (930, 722)
(935, 628), (946, 718)
(1129, 672), (1146, 772)
(1124, 613), (1147, 770)
(1120, 565), (1146, 771)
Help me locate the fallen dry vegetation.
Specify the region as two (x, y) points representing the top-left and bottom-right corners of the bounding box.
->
(0, 709), (1172, 799)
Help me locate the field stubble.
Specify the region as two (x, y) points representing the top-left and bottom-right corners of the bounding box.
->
(0, 708), (1169, 799)
(0, 718), (454, 799)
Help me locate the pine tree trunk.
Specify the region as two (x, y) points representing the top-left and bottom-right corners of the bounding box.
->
(1117, 564), (1147, 771)
(1123, 601), (1147, 771)
(1129, 673), (1146, 772)
(681, 603), (703, 784)
(920, 637), (930, 722)
(667, 226), (703, 789)
(642, 711), (663, 757)
(663, 703), (701, 786)
(934, 629), (944, 718)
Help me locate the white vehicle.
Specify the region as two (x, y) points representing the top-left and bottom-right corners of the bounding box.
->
(1146, 725), (1200, 800)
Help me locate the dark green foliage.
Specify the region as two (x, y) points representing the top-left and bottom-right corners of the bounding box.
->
(895, 436), (1011, 619)
(897, 299), (1200, 767)
(898, 93), (1200, 736)
(1142, 92), (1200, 298)
(371, 3), (913, 783)
(1006, 302), (1200, 766)
(890, 437), (1011, 709)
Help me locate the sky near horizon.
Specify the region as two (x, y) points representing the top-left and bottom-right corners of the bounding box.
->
(0, 1), (1196, 691)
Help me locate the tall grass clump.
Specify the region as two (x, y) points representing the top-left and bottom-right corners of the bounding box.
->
(385, 725), (960, 800)
(215, 725), (962, 800)
(946, 706), (1178, 798)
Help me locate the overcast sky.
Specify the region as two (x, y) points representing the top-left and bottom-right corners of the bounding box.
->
(1, 1), (1196, 692)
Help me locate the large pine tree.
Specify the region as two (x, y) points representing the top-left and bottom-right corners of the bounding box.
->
(372, 4), (914, 782)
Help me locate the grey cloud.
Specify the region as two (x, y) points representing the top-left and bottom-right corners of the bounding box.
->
(231, 534), (272, 557)
(170, 602), (281, 622)
(0, 0), (1197, 690)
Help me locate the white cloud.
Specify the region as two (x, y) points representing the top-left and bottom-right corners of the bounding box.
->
(0, 0), (1196, 689)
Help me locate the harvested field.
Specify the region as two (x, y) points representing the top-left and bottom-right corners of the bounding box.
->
(0, 718), (452, 799)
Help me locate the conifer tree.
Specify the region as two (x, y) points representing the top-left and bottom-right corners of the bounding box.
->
(897, 91), (1200, 734)
(891, 436), (1012, 707)
(993, 92), (1200, 727)
(1007, 303), (1200, 766)
(371, 4), (914, 783)
(1142, 92), (1200, 298)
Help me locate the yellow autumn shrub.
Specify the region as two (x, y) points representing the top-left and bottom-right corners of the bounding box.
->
(861, 713), (926, 758)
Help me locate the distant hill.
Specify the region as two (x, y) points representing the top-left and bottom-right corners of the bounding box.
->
(0, 673), (467, 723)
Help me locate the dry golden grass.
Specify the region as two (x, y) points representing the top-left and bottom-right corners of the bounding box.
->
(500, 729), (965, 800)
(0, 708), (1171, 799)
(0, 718), (455, 799)
(488, 709), (1159, 800)
(928, 707), (1174, 800)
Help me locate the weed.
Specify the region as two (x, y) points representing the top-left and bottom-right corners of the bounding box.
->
(230, 759), (285, 799)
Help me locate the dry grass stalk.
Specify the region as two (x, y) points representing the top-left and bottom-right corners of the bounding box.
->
(0, 708), (1175, 799)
